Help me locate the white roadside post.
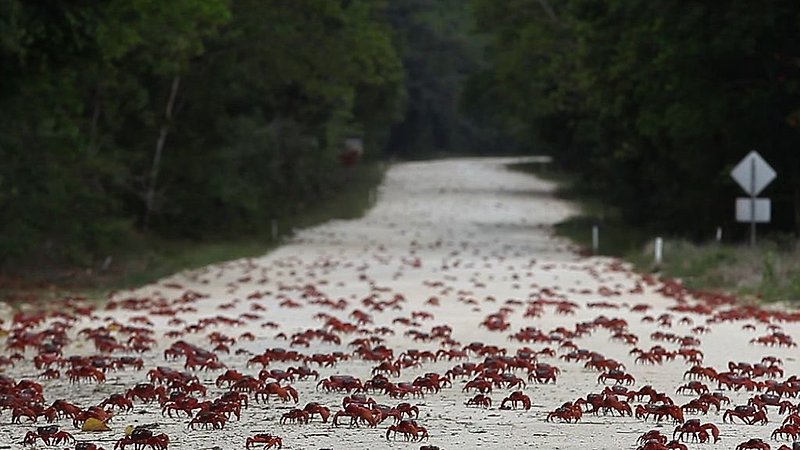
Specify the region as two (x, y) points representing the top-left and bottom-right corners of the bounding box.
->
(654, 237), (663, 266)
(715, 227), (722, 242)
(591, 225), (599, 254)
(730, 150), (776, 246)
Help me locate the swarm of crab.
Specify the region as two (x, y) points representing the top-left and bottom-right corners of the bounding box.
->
(3, 161), (800, 450)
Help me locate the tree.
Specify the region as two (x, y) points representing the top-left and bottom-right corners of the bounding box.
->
(0, 0), (406, 267)
(385, 0), (499, 156)
(469, 0), (800, 235)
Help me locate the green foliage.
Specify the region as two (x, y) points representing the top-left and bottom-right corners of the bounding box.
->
(105, 161), (385, 292)
(385, 0), (507, 155)
(651, 240), (800, 303)
(469, 0), (800, 236)
(0, 0), (404, 269)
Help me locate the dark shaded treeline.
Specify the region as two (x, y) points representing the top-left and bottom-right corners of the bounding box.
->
(6, 0), (797, 271)
(467, 0), (800, 238)
(0, 0), (494, 268)
(385, 0), (513, 156)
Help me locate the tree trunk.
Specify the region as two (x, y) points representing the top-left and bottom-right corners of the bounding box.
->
(536, 0), (558, 22)
(88, 86), (102, 155)
(143, 75), (181, 229)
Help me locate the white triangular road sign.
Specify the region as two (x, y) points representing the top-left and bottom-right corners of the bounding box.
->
(730, 150), (776, 196)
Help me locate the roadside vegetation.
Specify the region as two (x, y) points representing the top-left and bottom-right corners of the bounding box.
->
(0, 1), (496, 299)
(7, 1), (800, 304)
(470, 2), (800, 238)
(1, 162), (385, 302)
(510, 162), (800, 303)
(476, 1), (800, 305)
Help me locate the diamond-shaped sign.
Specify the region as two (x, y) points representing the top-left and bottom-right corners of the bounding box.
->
(730, 150), (776, 196)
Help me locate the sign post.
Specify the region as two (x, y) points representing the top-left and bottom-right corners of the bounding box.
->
(730, 150), (776, 246)
(654, 237), (663, 265)
(750, 157), (755, 246)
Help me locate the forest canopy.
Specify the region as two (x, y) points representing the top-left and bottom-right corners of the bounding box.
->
(2, 0), (800, 270)
(0, 1), (397, 265)
(467, 0), (800, 236)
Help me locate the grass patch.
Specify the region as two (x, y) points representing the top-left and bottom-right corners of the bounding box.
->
(645, 241), (800, 302)
(509, 161), (800, 303)
(1, 161), (386, 302)
(554, 216), (651, 258)
(508, 161), (650, 257)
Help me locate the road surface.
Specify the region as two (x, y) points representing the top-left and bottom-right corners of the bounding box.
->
(2, 157), (798, 450)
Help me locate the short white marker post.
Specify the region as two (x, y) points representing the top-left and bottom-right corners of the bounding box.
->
(654, 237), (663, 265)
(591, 225), (599, 254)
(715, 227), (722, 242)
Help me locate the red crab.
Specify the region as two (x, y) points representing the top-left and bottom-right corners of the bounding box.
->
(303, 402), (331, 423)
(466, 394), (492, 408)
(246, 433), (282, 449)
(280, 408), (310, 424)
(500, 391), (531, 410)
(385, 419), (429, 441)
(114, 428), (169, 450)
(23, 426), (74, 446)
(546, 402), (582, 422)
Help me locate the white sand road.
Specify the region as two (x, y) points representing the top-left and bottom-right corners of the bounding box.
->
(1, 157), (800, 450)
